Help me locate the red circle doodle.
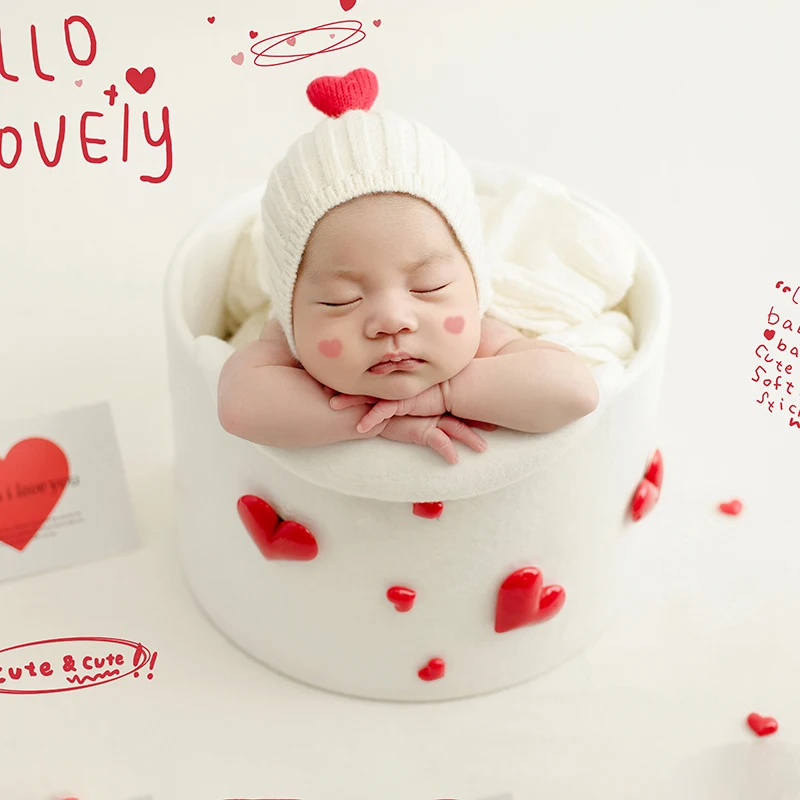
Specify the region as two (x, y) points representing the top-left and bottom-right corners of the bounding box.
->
(251, 21), (366, 67)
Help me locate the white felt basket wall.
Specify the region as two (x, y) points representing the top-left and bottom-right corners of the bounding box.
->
(163, 171), (670, 701)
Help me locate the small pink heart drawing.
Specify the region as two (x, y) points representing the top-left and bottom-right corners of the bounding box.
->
(330, 32), (336, 38)
(231, 52), (244, 65)
(444, 316), (465, 334)
(340, 0), (357, 10)
(287, 36), (297, 46)
(373, 19), (382, 27)
(74, 79), (83, 87)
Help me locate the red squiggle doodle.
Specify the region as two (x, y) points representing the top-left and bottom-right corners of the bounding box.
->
(250, 20), (367, 68)
(0, 636), (157, 695)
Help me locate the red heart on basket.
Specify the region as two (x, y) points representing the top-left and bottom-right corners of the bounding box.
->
(237, 495), (318, 561)
(719, 499), (743, 516)
(418, 658), (445, 681)
(387, 586), (416, 612)
(412, 501), (443, 520)
(643, 448), (664, 490)
(306, 68), (379, 118)
(125, 66), (156, 94)
(495, 567), (566, 633)
(0, 438), (70, 551)
(747, 712), (778, 736)
(631, 478), (660, 521)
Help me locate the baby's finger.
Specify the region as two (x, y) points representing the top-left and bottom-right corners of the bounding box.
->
(461, 418), (498, 431)
(439, 416), (488, 453)
(330, 394), (375, 409)
(425, 428), (459, 464)
(356, 401), (397, 433)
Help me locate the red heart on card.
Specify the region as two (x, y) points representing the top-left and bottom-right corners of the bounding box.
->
(207, 16), (215, 24)
(125, 66), (156, 95)
(495, 567), (566, 633)
(631, 478), (660, 521)
(0, 438), (70, 551)
(237, 495), (318, 561)
(418, 657), (445, 681)
(764, 329), (775, 341)
(747, 712), (778, 736)
(340, 0), (357, 10)
(306, 68), (378, 118)
(386, 586), (416, 612)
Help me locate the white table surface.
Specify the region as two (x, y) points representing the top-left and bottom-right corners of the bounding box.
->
(2, 0), (800, 797)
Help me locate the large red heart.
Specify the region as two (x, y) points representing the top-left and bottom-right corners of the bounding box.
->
(747, 712), (778, 736)
(237, 495), (318, 561)
(0, 438), (70, 551)
(125, 66), (156, 95)
(306, 68), (378, 119)
(495, 567), (566, 633)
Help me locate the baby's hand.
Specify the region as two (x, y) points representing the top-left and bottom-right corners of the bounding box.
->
(330, 384), (448, 433)
(379, 414), (489, 465)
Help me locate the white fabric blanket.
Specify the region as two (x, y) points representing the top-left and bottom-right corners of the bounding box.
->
(221, 163), (639, 369)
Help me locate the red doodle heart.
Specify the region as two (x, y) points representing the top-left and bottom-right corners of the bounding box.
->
(237, 495), (318, 561)
(340, 0), (357, 10)
(330, 32), (336, 38)
(249, 30), (258, 39)
(287, 36), (296, 46)
(719, 498), (743, 516)
(373, 19), (382, 27)
(231, 52), (244, 65)
(413, 501), (443, 519)
(386, 586), (416, 612)
(643, 448), (663, 490)
(631, 478), (659, 521)
(207, 15), (215, 24)
(74, 79), (82, 87)
(418, 657), (445, 681)
(125, 66), (156, 95)
(495, 567), (566, 633)
(764, 329), (775, 340)
(0, 438), (70, 551)
(307, 68), (379, 118)
(747, 712), (778, 736)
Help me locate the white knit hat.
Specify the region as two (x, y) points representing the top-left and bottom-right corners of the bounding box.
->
(258, 67), (493, 359)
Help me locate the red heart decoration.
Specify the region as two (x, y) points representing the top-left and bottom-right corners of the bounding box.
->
(125, 66), (156, 95)
(631, 478), (659, 521)
(237, 495), (318, 561)
(413, 501), (443, 520)
(286, 36), (296, 46)
(373, 19), (382, 27)
(207, 16), (215, 24)
(747, 712), (778, 736)
(495, 567), (566, 633)
(418, 657), (445, 681)
(0, 438), (70, 551)
(249, 30), (258, 39)
(643, 448), (664, 490)
(306, 68), (378, 119)
(719, 498), (743, 516)
(386, 586), (415, 612)
(764, 329), (775, 340)
(340, 0), (357, 10)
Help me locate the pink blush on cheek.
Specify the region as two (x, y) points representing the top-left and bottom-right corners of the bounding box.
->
(444, 316), (465, 334)
(318, 338), (343, 358)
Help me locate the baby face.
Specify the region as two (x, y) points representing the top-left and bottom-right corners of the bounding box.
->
(291, 192), (481, 400)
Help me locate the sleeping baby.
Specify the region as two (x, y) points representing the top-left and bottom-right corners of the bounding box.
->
(217, 67), (599, 465)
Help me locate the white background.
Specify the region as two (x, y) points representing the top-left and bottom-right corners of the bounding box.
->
(2, 0), (800, 797)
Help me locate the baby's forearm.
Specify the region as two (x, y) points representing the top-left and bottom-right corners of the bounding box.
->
(218, 365), (378, 448)
(447, 343), (599, 434)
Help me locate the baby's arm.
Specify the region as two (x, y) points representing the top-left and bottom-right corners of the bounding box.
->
(444, 318), (600, 434)
(217, 319), (388, 448)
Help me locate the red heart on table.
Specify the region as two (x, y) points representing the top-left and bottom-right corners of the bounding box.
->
(307, 68), (379, 118)
(418, 657), (445, 681)
(747, 712), (778, 736)
(719, 498), (743, 516)
(631, 478), (660, 521)
(495, 567), (566, 633)
(340, 0), (357, 10)
(0, 438), (70, 551)
(413, 501), (443, 520)
(643, 448), (664, 490)
(386, 586), (415, 612)
(237, 495), (318, 561)
(764, 329), (775, 341)
(125, 66), (156, 95)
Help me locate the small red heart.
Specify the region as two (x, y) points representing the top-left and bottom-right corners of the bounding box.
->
(631, 478), (659, 521)
(418, 657), (445, 681)
(643, 448), (664, 490)
(249, 30), (258, 39)
(237, 495), (318, 561)
(386, 586), (415, 612)
(207, 15), (215, 24)
(495, 567), (566, 633)
(74, 79), (82, 87)
(719, 498), (743, 516)
(306, 68), (379, 119)
(125, 66), (156, 95)
(373, 19), (382, 27)
(747, 712), (778, 736)
(287, 36), (296, 46)
(764, 329), (775, 340)
(413, 501), (443, 520)
(0, 438), (70, 551)
(340, 0), (357, 10)
(329, 33), (335, 38)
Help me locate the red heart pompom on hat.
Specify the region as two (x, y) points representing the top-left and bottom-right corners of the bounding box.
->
(307, 67), (379, 118)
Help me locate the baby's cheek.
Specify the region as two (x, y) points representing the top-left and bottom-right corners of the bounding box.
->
(317, 338), (343, 358)
(443, 316), (466, 334)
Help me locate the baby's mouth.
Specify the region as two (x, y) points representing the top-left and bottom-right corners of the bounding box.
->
(368, 357), (425, 375)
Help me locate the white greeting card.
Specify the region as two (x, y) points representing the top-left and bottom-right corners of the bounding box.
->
(0, 401), (138, 581)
